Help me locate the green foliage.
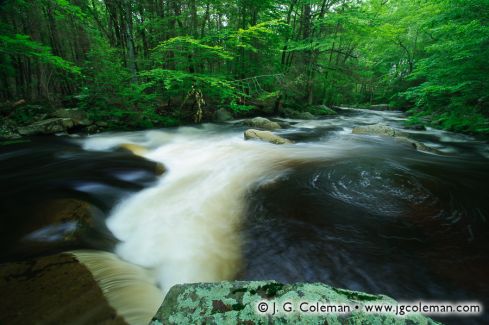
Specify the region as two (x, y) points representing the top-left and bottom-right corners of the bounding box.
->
(0, 0), (487, 134)
(0, 34), (80, 74)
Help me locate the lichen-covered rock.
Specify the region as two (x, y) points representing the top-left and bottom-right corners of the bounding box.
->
(244, 129), (292, 145)
(150, 281), (439, 325)
(0, 253), (127, 325)
(17, 118), (76, 136)
(352, 124), (408, 137)
(244, 117), (281, 130)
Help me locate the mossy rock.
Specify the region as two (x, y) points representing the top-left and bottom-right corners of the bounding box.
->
(150, 281), (440, 325)
(307, 105), (337, 116)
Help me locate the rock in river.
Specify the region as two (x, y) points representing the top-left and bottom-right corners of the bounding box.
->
(243, 117), (281, 130)
(352, 124), (408, 137)
(244, 129), (292, 145)
(352, 124), (441, 154)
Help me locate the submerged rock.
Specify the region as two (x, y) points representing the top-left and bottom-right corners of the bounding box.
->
(0, 253), (127, 324)
(244, 129), (292, 145)
(150, 281), (439, 325)
(244, 117), (281, 130)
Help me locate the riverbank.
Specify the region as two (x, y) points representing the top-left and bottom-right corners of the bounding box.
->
(2, 100), (487, 143)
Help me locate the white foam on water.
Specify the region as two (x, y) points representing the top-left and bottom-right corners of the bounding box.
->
(81, 129), (359, 296)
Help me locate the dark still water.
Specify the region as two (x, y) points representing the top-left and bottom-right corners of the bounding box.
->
(1, 107), (488, 324)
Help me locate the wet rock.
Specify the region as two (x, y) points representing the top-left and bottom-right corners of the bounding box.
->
(150, 281), (438, 325)
(119, 143), (149, 156)
(352, 124), (442, 154)
(154, 162), (166, 175)
(296, 112), (315, 120)
(17, 118), (76, 136)
(0, 253), (127, 325)
(244, 117), (281, 130)
(352, 124), (408, 137)
(309, 105), (337, 116)
(395, 137), (442, 154)
(86, 125), (100, 134)
(3, 198), (116, 261)
(244, 129), (292, 145)
(214, 108), (233, 122)
(405, 124), (426, 131)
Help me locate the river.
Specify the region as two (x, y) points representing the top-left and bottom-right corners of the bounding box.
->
(1, 108), (488, 324)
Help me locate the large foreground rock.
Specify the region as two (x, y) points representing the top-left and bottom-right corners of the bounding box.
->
(244, 129), (292, 145)
(244, 117), (281, 130)
(150, 281), (439, 325)
(0, 253), (127, 324)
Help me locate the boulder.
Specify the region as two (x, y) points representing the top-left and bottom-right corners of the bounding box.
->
(119, 143), (149, 156)
(150, 281), (438, 325)
(244, 117), (281, 130)
(17, 118), (76, 136)
(3, 198), (117, 261)
(296, 112), (315, 120)
(395, 137), (442, 155)
(309, 105), (337, 116)
(53, 108), (91, 126)
(0, 253), (127, 325)
(244, 129), (292, 145)
(214, 108), (233, 122)
(352, 124), (441, 154)
(352, 124), (408, 137)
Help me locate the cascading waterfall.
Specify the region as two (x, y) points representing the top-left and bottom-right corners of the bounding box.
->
(73, 116), (489, 325)
(80, 128), (367, 324)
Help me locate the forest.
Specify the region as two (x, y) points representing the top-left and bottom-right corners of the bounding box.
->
(0, 0), (488, 134)
(1, 1), (489, 324)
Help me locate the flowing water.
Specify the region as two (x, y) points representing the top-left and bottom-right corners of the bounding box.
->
(1, 108), (488, 324)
